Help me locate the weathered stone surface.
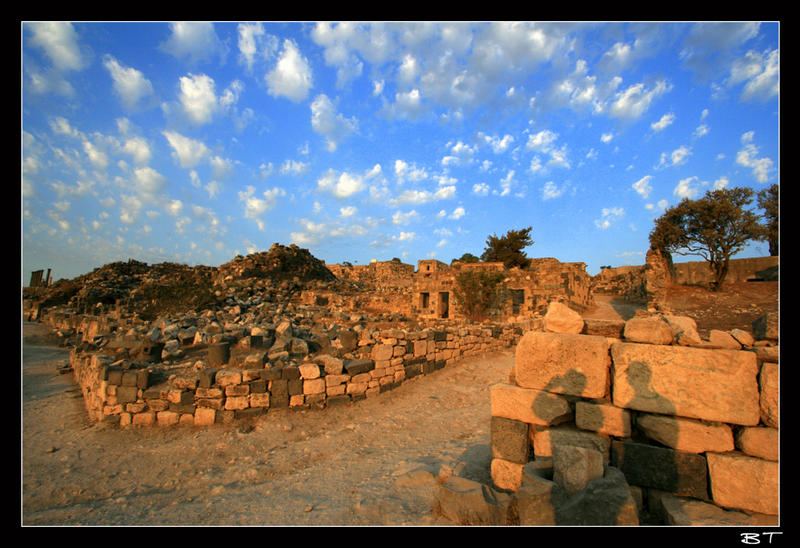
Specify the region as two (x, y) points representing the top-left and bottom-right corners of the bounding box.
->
(554, 466), (639, 525)
(730, 328), (755, 347)
(706, 452), (779, 515)
(437, 476), (514, 525)
(552, 445), (604, 496)
(490, 458), (525, 491)
(298, 363), (321, 379)
(543, 301), (584, 334)
(759, 362), (779, 428)
(611, 342), (760, 425)
(344, 358), (374, 376)
(623, 315), (673, 345)
(752, 312), (778, 341)
(313, 354), (344, 375)
(516, 468), (566, 525)
(649, 490), (778, 526)
(581, 318), (624, 338)
(214, 370), (242, 388)
(708, 329), (742, 349)
(575, 401), (631, 438)
(735, 426), (779, 462)
(490, 416), (530, 464)
(302, 378), (326, 395)
(490, 383), (573, 426)
(514, 332), (610, 399)
(371, 344), (394, 361)
(610, 440), (709, 500)
(635, 413), (734, 454)
(531, 424), (611, 464)
(663, 314), (702, 346)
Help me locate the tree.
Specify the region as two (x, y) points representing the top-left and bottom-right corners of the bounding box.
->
(452, 252), (480, 265)
(757, 183), (779, 256)
(452, 269), (507, 322)
(480, 227), (534, 269)
(649, 187), (762, 291)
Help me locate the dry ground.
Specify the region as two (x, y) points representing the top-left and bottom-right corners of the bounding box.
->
(21, 281), (778, 526)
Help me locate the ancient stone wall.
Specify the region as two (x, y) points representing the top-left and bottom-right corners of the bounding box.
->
(65, 322), (526, 427)
(473, 311), (779, 526)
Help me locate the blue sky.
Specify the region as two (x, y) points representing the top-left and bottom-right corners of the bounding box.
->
(21, 22), (780, 281)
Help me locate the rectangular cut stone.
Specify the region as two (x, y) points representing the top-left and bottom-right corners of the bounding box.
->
(706, 452), (779, 516)
(575, 401), (631, 438)
(610, 342), (760, 425)
(635, 413), (734, 454)
(610, 440), (709, 500)
(491, 416), (530, 464)
(515, 332), (610, 398)
(490, 383), (572, 426)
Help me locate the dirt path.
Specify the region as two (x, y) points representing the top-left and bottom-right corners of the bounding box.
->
(22, 321), (515, 526)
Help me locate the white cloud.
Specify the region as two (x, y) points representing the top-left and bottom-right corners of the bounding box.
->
(693, 124), (709, 138)
(674, 176), (701, 199)
(632, 175), (653, 199)
(482, 133), (515, 154)
(317, 169), (365, 198)
(473, 182), (490, 196)
(121, 136), (152, 166)
(133, 167), (168, 200)
(166, 199), (183, 217)
(26, 22), (86, 71)
(736, 131), (774, 183)
(595, 206), (624, 229)
(601, 133), (614, 144)
(541, 181), (565, 200)
(392, 210), (419, 225)
(651, 113), (675, 132)
(179, 73), (218, 124)
(103, 55), (154, 110)
(340, 205), (357, 218)
(160, 22), (227, 65)
(266, 39), (313, 102)
(729, 48), (779, 101)
(449, 206), (465, 220)
(392, 185), (456, 206)
(280, 159), (309, 175)
(238, 185), (286, 230)
(311, 94), (357, 152)
(609, 80), (670, 120)
(163, 130), (210, 168)
(657, 145), (692, 169)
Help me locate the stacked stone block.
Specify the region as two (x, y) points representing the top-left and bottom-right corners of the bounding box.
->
(69, 324), (524, 428)
(486, 313), (779, 525)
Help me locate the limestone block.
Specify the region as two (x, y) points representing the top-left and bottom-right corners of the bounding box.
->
(224, 395), (249, 410)
(531, 424), (611, 464)
(543, 301), (584, 334)
(298, 363), (321, 379)
(752, 312), (778, 341)
(156, 410), (180, 426)
(730, 328), (755, 347)
(490, 458), (525, 491)
(709, 329), (742, 349)
(371, 344), (394, 361)
(515, 332), (610, 399)
(649, 490), (779, 526)
(635, 413), (734, 454)
(437, 476), (514, 525)
(552, 445), (604, 496)
(663, 315), (702, 346)
(303, 378), (326, 395)
(132, 412), (155, 426)
(490, 416), (530, 464)
(611, 342), (760, 425)
(706, 452), (779, 515)
(759, 362), (779, 428)
(554, 466), (639, 526)
(516, 471), (564, 525)
(735, 426), (778, 461)
(575, 401), (631, 438)
(610, 440), (709, 500)
(214, 370), (242, 387)
(249, 392), (270, 408)
(490, 383), (573, 426)
(623, 316), (674, 345)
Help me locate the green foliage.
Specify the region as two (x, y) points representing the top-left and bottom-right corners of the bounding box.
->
(480, 227), (534, 269)
(452, 269), (507, 322)
(757, 183), (779, 256)
(649, 187), (763, 290)
(451, 252), (480, 265)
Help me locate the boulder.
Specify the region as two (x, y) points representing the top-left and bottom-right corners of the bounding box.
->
(543, 301), (584, 334)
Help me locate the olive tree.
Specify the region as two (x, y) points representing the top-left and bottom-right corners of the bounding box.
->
(649, 187), (763, 291)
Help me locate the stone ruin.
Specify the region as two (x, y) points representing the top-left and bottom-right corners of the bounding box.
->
(22, 243), (779, 526)
(435, 303), (779, 526)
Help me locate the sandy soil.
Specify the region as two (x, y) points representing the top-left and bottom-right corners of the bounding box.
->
(22, 320), (514, 526)
(21, 281), (777, 527)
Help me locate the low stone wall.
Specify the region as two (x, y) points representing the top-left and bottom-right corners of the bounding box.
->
(67, 323), (526, 427)
(478, 313), (779, 525)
